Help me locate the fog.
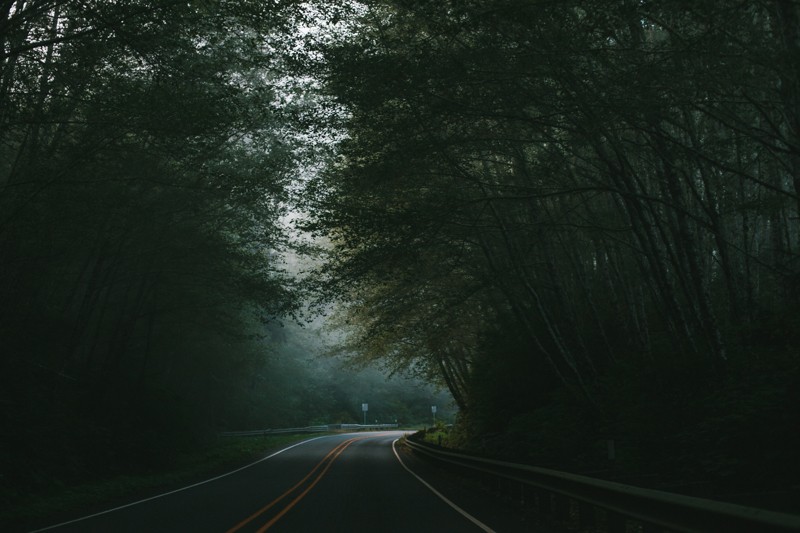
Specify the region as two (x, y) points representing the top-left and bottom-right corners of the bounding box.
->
(3, 1), (799, 526)
(230, 316), (457, 430)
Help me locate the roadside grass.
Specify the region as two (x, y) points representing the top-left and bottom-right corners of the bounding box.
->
(2, 433), (331, 531)
(420, 426), (452, 448)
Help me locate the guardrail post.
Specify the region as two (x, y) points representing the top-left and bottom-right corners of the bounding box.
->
(604, 510), (627, 533)
(553, 494), (570, 523)
(578, 500), (596, 530)
(541, 492), (553, 516)
(532, 490), (542, 514)
(641, 521), (662, 533)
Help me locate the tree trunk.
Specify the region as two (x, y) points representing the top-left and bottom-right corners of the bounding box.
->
(773, 0), (800, 214)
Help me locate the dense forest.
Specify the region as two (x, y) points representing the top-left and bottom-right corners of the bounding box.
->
(0, 0), (448, 508)
(299, 0), (800, 502)
(1, 0), (296, 498)
(1, 0), (799, 516)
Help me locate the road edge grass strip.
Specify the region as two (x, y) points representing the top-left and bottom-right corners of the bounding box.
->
(3, 433), (333, 531)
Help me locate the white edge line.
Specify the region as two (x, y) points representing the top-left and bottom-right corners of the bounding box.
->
(391, 438), (496, 533)
(30, 434), (333, 532)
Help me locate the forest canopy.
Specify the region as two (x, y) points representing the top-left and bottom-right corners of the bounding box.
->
(298, 0), (800, 494)
(0, 0), (448, 503)
(1, 0), (799, 512)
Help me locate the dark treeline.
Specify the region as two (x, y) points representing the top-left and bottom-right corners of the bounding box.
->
(3, 0), (799, 515)
(301, 0), (800, 498)
(0, 0), (453, 509)
(0, 0), (301, 497)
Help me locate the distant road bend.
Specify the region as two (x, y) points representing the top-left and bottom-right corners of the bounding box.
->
(33, 431), (535, 532)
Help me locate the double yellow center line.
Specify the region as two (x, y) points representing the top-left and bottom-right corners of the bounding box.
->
(226, 434), (381, 532)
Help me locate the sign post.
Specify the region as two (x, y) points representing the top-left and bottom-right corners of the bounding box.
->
(362, 403), (368, 426)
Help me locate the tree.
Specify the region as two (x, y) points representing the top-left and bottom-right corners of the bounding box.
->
(0, 0), (305, 494)
(301, 0), (800, 438)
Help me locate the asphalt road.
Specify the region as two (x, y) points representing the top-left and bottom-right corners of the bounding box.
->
(31, 432), (544, 532)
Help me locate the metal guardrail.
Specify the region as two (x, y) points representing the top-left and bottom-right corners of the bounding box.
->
(220, 423), (399, 437)
(405, 437), (800, 532)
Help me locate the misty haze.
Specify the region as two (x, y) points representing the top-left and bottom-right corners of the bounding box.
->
(1, 1), (799, 532)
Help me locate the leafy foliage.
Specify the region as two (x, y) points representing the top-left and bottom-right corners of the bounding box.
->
(0, 0), (308, 501)
(299, 0), (800, 496)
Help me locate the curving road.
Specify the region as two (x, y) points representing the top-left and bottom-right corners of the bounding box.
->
(32, 432), (539, 532)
